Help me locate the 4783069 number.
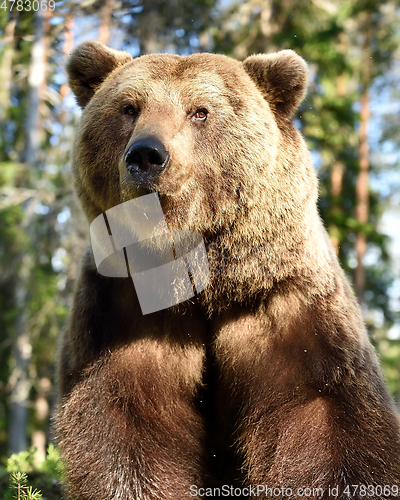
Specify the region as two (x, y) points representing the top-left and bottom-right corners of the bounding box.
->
(1, 0), (55, 11)
(343, 485), (399, 497)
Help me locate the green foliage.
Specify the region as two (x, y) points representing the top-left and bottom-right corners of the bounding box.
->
(0, 160), (70, 457)
(0, 446), (64, 500)
(8, 472), (42, 500)
(6, 445), (63, 479)
(6, 451), (36, 474)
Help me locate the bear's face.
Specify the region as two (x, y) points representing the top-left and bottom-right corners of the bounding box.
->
(68, 42), (313, 244)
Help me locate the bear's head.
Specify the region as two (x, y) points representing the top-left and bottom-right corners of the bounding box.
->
(67, 42), (328, 304)
(68, 42), (313, 230)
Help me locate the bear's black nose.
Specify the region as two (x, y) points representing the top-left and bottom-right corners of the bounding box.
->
(125, 138), (170, 182)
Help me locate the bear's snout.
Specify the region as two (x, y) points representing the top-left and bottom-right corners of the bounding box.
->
(124, 137), (170, 186)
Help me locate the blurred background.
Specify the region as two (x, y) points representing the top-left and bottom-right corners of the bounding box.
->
(0, 0), (399, 480)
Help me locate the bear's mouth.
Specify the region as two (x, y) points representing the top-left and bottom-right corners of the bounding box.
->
(136, 185), (157, 196)
(120, 171), (160, 197)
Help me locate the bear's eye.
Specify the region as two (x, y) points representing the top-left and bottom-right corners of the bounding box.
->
(192, 109), (208, 122)
(123, 105), (139, 117)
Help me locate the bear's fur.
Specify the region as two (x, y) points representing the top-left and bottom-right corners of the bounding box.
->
(57, 41), (400, 499)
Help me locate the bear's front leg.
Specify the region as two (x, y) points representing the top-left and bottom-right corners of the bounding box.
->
(56, 254), (211, 499)
(57, 339), (207, 500)
(212, 291), (400, 499)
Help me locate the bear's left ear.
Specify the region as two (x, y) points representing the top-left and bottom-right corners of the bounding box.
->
(67, 41), (133, 108)
(243, 50), (308, 119)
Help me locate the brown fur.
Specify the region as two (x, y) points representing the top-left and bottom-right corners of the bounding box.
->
(57, 41), (400, 499)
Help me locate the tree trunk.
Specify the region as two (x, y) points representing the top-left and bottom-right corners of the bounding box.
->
(0, 16), (16, 124)
(59, 16), (75, 127)
(98, 0), (114, 45)
(329, 63), (348, 255)
(37, 7), (52, 138)
(139, 1), (163, 55)
(355, 14), (371, 305)
(8, 278), (31, 453)
(32, 377), (51, 466)
(329, 160), (344, 254)
(8, 8), (50, 454)
(21, 8), (46, 165)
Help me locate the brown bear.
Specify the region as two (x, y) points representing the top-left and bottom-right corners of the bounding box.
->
(57, 41), (400, 500)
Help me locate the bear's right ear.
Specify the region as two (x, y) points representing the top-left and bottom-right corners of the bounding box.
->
(66, 41), (133, 108)
(243, 50), (308, 119)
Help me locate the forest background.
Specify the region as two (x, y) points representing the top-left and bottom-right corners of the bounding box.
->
(0, 0), (400, 474)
